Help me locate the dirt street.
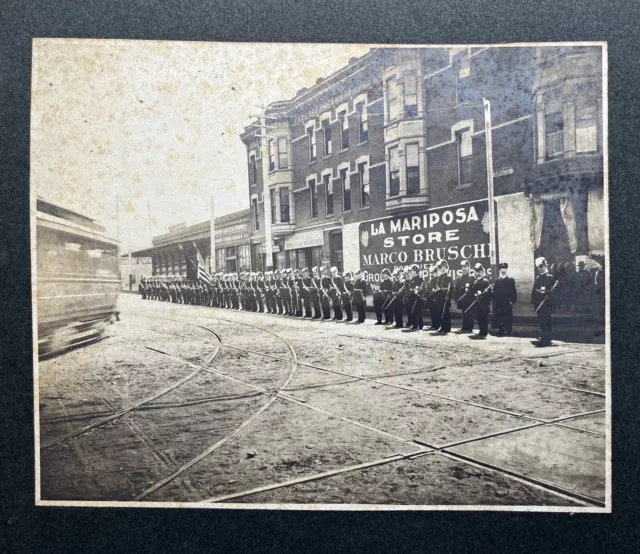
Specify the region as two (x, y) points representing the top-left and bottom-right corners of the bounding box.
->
(37, 293), (607, 509)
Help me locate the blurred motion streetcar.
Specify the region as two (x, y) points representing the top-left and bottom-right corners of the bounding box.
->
(35, 198), (121, 359)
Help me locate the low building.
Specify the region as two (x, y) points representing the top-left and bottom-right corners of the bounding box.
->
(119, 249), (153, 289)
(240, 45), (605, 314)
(149, 209), (251, 276)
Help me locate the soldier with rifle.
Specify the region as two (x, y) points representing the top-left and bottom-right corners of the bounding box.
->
(433, 259), (453, 334)
(352, 269), (369, 323)
(425, 265), (439, 330)
(374, 268), (392, 325)
(319, 266), (332, 320)
(531, 257), (557, 347)
(468, 263), (493, 338)
(406, 264), (425, 330)
(455, 260), (476, 333)
(302, 267), (316, 318)
(329, 266), (344, 321)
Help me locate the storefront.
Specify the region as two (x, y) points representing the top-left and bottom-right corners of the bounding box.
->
(284, 228), (325, 270)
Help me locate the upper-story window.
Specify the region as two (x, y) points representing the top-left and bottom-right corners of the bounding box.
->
(270, 188), (276, 223)
(279, 187), (290, 223)
(358, 161), (370, 207)
(545, 111), (564, 159)
(306, 123), (317, 162)
(278, 137), (288, 168)
(404, 73), (418, 117)
(387, 76), (402, 120)
(576, 89), (598, 153)
(389, 147), (400, 197)
(338, 109), (349, 149)
(456, 128), (473, 186)
(324, 173), (334, 215)
(308, 177), (318, 218)
(355, 101), (368, 143)
(252, 198), (260, 231)
(340, 167), (351, 212)
(457, 56), (470, 79)
(249, 153), (257, 185)
(322, 118), (332, 156)
(406, 144), (420, 195)
(268, 140), (275, 171)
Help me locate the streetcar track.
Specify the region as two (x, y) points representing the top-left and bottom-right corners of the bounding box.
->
(44, 304), (604, 506)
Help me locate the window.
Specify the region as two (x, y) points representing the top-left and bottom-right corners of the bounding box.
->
(309, 178), (318, 218)
(307, 124), (316, 162)
(457, 56), (470, 79)
(406, 144), (420, 195)
(338, 109), (349, 149)
(355, 101), (368, 143)
(322, 118), (332, 156)
(358, 162), (370, 207)
(387, 76), (401, 120)
(341, 168), (351, 211)
(456, 129), (473, 186)
(575, 91), (598, 153)
(249, 154), (257, 185)
(324, 173), (334, 215)
(252, 198), (260, 231)
(404, 73), (418, 117)
(279, 187), (290, 223)
(270, 188), (276, 223)
(268, 140), (275, 171)
(225, 246), (237, 258)
(278, 137), (288, 168)
(545, 111), (564, 159)
(389, 147), (400, 196)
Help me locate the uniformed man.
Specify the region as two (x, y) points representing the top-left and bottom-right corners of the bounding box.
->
(531, 257), (556, 347)
(292, 269), (303, 317)
(493, 262), (517, 336)
(374, 268), (392, 325)
(329, 266), (344, 321)
(280, 269), (293, 315)
(301, 268), (314, 318)
(387, 269), (405, 329)
(406, 264), (424, 330)
(469, 263), (492, 338)
(352, 269), (368, 323)
(455, 260), (476, 333)
(272, 269), (283, 315)
(433, 260), (453, 333)
(340, 271), (355, 321)
(319, 267), (332, 320)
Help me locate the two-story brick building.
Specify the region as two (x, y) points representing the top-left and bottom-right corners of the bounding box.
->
(240, 45), (605, 312)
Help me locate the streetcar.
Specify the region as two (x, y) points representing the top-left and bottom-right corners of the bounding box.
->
(35, 198), (121, 359)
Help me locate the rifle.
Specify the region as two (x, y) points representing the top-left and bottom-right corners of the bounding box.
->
(441, 282), (453, 319)
(535, 279), (559, 313)
(464, 283), (494, 313)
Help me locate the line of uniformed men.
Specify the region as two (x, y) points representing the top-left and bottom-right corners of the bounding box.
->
(139, 256), (559, 345)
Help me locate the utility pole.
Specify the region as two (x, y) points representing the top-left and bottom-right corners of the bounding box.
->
(483, 98), (498, 279)
(210, 195), (216, 274)
(147, 201), (153, 246)
(128, 211), (132, 290)
(261, 113), (273, 271)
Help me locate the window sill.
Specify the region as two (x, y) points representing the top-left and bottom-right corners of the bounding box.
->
(357, 140), (369, 146)
(308, 160), (317, 165)
(456, 183), (473, 190)
(359, 205), (371, 211)
(342, 210), (352, 215)
(323, 154), (332, 159)
(325, 213), (335, 219)
(339, 147), (350, 153)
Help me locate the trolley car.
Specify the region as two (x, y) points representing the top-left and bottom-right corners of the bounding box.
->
(35, 198), (121, 359)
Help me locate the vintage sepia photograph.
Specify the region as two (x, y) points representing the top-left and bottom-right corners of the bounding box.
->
(31, 39), (609, 511)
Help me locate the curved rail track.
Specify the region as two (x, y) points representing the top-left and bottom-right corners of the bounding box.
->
(39, 304), (606, 508)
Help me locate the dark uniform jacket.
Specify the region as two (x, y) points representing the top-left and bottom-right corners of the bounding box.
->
(531, 273), (556, 307)
(470, 275), (493, 310)
(455, 273), (476, 309)
(493, 276), (517, 306)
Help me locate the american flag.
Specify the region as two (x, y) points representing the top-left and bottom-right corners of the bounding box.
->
(193, 242), (213, 286)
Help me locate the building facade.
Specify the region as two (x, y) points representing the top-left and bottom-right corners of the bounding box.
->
(149, 209), (251, 276)
(240, 46), (605, 313)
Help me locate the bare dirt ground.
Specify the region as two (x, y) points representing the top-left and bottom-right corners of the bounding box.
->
(37, 294), (607, 508)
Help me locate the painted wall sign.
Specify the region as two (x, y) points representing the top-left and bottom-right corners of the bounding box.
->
(358, 200), (491, 282)
(284, 228), (325, 250)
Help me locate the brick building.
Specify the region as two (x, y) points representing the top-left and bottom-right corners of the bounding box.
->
(240, 45), (604, 312)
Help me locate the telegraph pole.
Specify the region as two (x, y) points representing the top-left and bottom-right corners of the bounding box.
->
(147, 201), (153, 246)
(210, 195), (216, 274)
(261, 113), (274, 271)
(483, 98), (498, 278)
